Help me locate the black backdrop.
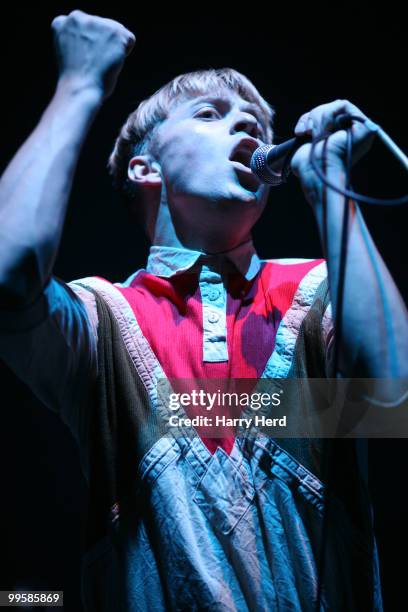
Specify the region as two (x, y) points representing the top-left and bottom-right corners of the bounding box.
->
(0, 3), (406, 610)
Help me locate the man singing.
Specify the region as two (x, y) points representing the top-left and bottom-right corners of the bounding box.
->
(1, 9), (406, 611)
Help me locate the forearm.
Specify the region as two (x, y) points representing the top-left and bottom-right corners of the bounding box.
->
(303, 164), (408, 380)
(0, 79), (102, 306)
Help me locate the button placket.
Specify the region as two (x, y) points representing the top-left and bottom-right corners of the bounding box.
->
(199, 264), (228, 363)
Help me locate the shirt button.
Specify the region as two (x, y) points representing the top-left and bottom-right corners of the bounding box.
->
(208, 288), (220, 301)
(207, 311), (220, 324)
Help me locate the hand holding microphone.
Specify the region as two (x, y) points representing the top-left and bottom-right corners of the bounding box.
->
(250, 100), (377, 186)
(250, 100), (408, 205)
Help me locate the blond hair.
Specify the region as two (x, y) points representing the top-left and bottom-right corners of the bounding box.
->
(107, 68), (274, 200)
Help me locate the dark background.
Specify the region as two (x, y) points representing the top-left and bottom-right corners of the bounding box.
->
(0, 3), (406, 610)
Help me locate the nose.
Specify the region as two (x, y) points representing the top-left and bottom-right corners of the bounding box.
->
(231, 112), (259, 139)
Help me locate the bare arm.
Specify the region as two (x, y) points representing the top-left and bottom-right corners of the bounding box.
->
(291, 100), (408, 395)
(0, 10), (135, 307)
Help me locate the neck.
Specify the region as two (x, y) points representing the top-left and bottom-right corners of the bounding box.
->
(152, 199), (253, 254)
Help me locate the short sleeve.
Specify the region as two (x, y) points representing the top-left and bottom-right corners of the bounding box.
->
(0, 276), (98, 448)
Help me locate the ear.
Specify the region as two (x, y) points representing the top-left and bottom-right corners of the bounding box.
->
(128, 155), (162, 187)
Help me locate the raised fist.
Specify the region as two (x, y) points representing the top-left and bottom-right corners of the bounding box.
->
(51, 10), (135, 99)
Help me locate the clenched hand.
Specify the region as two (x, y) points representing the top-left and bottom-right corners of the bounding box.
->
(52, 9), (135, 100)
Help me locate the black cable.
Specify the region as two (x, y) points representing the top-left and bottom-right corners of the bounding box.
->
(309, 116), (408, 206)
(312, 115), (399, 610)
(332, 127), (353, 377)
(314, 130), (354, 611)
(314, 134), (332, 611)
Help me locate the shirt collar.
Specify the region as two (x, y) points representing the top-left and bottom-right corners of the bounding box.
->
(145, 240), (261, 281)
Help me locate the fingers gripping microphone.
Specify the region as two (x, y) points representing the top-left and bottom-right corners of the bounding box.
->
(250, 114), (354, 185)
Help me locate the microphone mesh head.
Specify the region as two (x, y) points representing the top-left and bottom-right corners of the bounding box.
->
(250, 144), (284, 186)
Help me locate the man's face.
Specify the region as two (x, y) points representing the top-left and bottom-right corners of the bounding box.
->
(153, 88), (270, 247)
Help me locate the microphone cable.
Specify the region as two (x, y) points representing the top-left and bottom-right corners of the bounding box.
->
(309, 114), (408, 206)
(313, 114), (403, 610)
(314, 126), (352, 612)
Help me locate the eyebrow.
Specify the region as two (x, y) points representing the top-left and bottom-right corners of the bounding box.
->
(189, 95), (265, 132)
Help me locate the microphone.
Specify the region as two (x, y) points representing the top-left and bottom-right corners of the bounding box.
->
(250, 113), (354, 185)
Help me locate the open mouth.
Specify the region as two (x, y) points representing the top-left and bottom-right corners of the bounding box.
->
(231, 148), (253, 169)
(229, 139), (261, 192)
